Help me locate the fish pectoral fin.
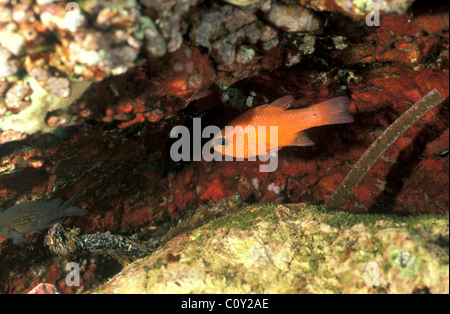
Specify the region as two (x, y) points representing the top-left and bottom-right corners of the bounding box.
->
(268, 95), (295, 109)
(10, 229), (25, 245)
(289, 132), (315, 146)
(258, 148), (278, 160)
(12, 237), (25, 245)
(269, 151), (278, 158)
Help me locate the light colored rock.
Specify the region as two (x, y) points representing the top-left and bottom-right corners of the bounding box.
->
(264, 3), (323, 33)
(92, 203), (449, 294)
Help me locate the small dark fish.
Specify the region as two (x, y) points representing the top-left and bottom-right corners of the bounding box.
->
(0, 194), (87, 245)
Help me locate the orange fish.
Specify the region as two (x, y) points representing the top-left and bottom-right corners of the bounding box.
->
(212, 95), (354, 159)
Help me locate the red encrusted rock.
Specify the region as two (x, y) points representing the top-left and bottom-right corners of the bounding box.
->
(71, 45), (214, 127)
(144, 45), (215, 101)
(200, 178), (225, 202)
(375, 14), (448, 65)
(0, 0), (448, 295)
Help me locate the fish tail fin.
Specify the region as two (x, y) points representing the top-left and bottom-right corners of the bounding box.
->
(63, 206), (88, 217)
(312, 96), (354, 126)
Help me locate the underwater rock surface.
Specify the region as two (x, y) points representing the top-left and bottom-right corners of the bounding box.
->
(0, 0), (449, 293)
(92, 203), (449, 294)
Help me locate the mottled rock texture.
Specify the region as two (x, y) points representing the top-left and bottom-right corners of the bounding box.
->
(92, 203), (449, 294)
(0, 0), (448, 293)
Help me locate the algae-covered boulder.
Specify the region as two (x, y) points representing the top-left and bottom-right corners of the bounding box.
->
(92, 203), (449, 294)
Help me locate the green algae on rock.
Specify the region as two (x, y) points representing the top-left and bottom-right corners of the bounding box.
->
(91, 203), (449, 294)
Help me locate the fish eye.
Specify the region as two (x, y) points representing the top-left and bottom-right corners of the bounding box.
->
(215, 136), (228, 148)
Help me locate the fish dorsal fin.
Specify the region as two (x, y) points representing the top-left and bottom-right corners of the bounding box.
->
(60, 192), (81, 210)
(289, 131), (315, 146)
(268, 95), (295, 109)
